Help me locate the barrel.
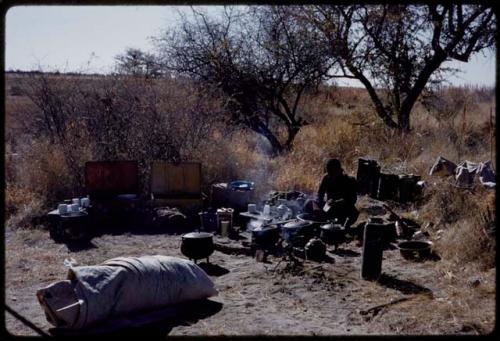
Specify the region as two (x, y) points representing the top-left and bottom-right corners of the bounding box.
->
(399, 174), (422, 203)
(361, 223), (384, 280)
(356, 158), (380, 198)
(377, 173), (400, 201)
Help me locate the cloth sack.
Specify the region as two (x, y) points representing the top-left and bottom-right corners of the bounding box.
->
(37, 255), (218, 329)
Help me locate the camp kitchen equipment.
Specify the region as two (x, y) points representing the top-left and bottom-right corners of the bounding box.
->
(220, 220), (230, 237)
(320, 221), (346, 249)
(85, 160), (139, 199)
(251, 225), (280, 249)
(383, 204), (420, 239)
(297, 212), (329, 235)
(150, 161), (203, 211)
(216, 208), (234, 235)
(361, 222), (385, 281)
(377, 173), (400, 201)
(281, 220), (315, 247)
(181, 232), (215, 263)
(305, 237), (327, 261)
(50, 211), (90, 242)
(58, 204), (68, 215)
(398, 174), (422, 203)
(247, 203), (257, 213)
(366, 216), (397, 247)
(80, 197), (90, 208)
(229, 180), (254, 191)
(211, 181), (255, 211)
(397, 240), (433, 261)
(356, 158), (381, 197)
(199, 211), (217, 232)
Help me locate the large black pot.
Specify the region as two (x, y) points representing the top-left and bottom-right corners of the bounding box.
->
(296, 212), (329, 237)
(181, 232), (214, 263)
(320, 222), (346, 249)
(252, 225), (280, 249)
(281, 220), (315, 247)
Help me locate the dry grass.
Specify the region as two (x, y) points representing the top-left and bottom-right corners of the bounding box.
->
(4, 74), (496, 335)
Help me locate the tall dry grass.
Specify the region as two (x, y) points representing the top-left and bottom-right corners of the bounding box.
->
(5, 73), (495, 270)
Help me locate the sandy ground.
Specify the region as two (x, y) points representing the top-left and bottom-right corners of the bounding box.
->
(4, 204), (496, 337)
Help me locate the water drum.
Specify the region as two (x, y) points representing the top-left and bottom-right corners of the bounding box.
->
(356, 158), (380, 197)
(399, 174), (422, 203)
(377, 173), (400, 201)
(361, 222), (385, 281)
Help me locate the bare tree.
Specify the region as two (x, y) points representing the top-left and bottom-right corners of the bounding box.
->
(158, 6), (332, 156)
(303, 4), (495, 132)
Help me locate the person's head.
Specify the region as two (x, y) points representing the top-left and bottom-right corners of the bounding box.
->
(325, 158), (343, 178)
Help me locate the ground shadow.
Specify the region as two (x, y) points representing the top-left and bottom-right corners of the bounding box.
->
(65, 240), (98, 252)
(321, 253), (336, 264)
(197, 262), (230, 277)
(49, 299), (223, 338)
(330, 248), (361, 257)
(377, 273), (433, 295)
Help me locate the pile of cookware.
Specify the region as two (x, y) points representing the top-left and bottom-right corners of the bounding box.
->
(48, 197), (92, 242)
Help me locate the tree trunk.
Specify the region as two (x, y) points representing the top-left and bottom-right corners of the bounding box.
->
(248, 119), (284, 157)
(261, 129), (284, 157)
(397, 109), (411, 132)
(284, 125), (301, 151)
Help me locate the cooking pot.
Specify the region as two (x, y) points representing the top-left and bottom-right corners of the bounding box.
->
(181, 232), (214, 263)
(320, 222), (346, 249)
(281, 220), (315, 247)
(305, 237), (326, 261)
(297, 212), (329, 224)
(251, 225), (280, 249)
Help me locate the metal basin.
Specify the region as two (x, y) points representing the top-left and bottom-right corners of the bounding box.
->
(398, 240), (433, 261)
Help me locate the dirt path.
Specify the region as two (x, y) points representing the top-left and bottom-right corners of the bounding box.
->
(4, 224), (495, 336)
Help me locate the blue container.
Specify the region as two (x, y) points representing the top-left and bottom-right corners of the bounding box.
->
(229, 180), (254, 191)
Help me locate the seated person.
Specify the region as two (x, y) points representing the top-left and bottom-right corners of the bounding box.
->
(304, 158), (359, 228)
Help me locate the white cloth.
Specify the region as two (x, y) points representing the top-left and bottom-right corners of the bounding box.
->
(429, 156), (495, 188)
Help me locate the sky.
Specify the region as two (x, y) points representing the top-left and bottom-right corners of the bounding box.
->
(5, 5), (497, 87)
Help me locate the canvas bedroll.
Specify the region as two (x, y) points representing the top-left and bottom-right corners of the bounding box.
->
(36, 255), (218, 329)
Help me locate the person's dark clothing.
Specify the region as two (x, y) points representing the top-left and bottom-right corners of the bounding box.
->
(317, 174), (357, 207)
(305, 173), (359, 227)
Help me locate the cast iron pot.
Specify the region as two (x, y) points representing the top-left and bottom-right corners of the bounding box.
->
(305, 237), (327, 261)
(320, 222), (346, 249)
(252, 225), (280, 249)
(397, 240), (433, 261)
(181, 232), (214, 263)
(282, 220), (315, 247)
(297, 212), (329, 235)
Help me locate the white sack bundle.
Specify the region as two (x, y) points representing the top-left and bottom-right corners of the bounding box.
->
(37, 255), (218, 329)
